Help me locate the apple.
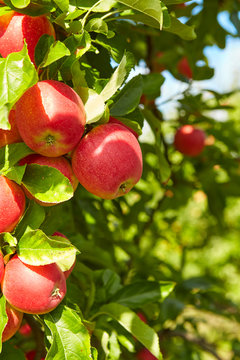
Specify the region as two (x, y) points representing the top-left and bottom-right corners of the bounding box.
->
(2, 302), (23, 342)
(177, 56), (193, 79)
(174, 125), (205, 156)
(0, 12), (55, 66)
(15, 80), (86, 157)
(109, 117), (139, 138)
(137, 348), (157, 360)
(0, 176), (26, 233)
(52, 232), (76, 278)
(19, 154), (78, 206)
(0, 252), (4, 283)
(137, 312), (147, 323)
(2, 255), (66, 314)
(25, 350), (45, 360)
(0, 109), (22, 148)
(72, 123), (143, 199)
(19, 322), (32, 337)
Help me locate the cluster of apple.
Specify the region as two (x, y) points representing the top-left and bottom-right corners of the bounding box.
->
(0, 10), (143, 346)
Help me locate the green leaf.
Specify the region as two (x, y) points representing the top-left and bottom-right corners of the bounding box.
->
(22, 164), (74, 204)
(111, 281), (175, 307)
(0, 296), (7, 353)
(91, 348), (98, 360)
(0, 142), (34, 173)
(18, 229), (79, 266)
(99, 303), (162, 359)
(54, 0), (69, 12)
(44, 305), (92, 360)
(39, 41), (71, 68)
(34, 34), (55, 69)
(0, 44), (38, 129)
(75, 87), (105, 124)
(77, 0), (116, 12)
(100, 52), (135, 102)
(142, 73), (165, 99)
(86, 18), (109, 36)
(110, 75), (143, 116)
(118, 0), (163, 29)
(10, 0), (30, 9)
(2, 164), (26, 184)
(1, 342), (26, 359)
(14, 201), (45, 239)
(165, 16), (197, 40)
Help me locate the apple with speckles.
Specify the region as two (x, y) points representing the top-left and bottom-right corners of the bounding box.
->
(0, 12), (55, 66)
(0, 109), (22, 148)
(72, 123), (143, 199)
(0, 176), (26, 233)
(15, 80), (86, 157)
(2, 255), (66, 314)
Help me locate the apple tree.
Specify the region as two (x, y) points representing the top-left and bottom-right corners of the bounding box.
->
(0, 0), (240, 359)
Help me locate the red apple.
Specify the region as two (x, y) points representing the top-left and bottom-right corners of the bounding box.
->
(0, 176), (26, 233)
(177, 56), (193, 79)
(137, 348), (157, 360)
(15, 80), (86, 157)
(25, 350), (45, 360)
(109, 117), (139, 138)
(2, 302), (23, 342)
(72, 123), (143, 199)
(2, 255), (66, 314)
(137, 312), (147, 323)
(19, 154), (78, 206)
(0, 252), (4, 283)
(19, 322), (32, 337)
(52, 232), (76, 279)
(174, 125), (205, 156)
(0, 109), (22, 148)
(0, 12), (55, 66)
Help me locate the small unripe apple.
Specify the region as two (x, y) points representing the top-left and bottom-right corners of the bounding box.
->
(15, 80), (86, 157)
(0, 12), (55, 66)
(2, 302), (23, 342)
(177, 56), (193, 79)
(174, 125), (205, 156)
(0, 176), (26, 233)
(0, 109), (22, 148)
(109, 117), (139, 138)
(137, 348), (157, 360)
(72, 123), (143, 199)
(2, 255), (66, 314)
(19, 154), (78, 206)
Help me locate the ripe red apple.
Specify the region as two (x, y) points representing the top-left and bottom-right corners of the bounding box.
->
(0, 109), (22, 148)
(0, 12), (55, 66)
(2, 302), (23, 342)
(19, 154), (78, 206)
(177, 56), (193, 79)
(15, 80), (86, 157)
(109, 117), (139, 138)
(137, 348), (157, 360)
(72, 123), (143, 199)
(25, 350), (45, 360)
(19, 322), (32, 337)
(174, 125), (205, 156)
(2, 255), (66, 314)
(0, 252), (4, 283)
(0, 176), (26, 233)
(52, 232), (76, 278)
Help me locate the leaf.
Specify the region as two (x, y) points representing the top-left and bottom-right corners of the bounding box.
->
(142, 73), (165, 99)
(77, 0), (116, 12)
(39, 41), (71, 68)
(110, 281), (175, 307)
(165, 16), (197, 40)
(1, 342), (26, 359)
(44, 305), (92, 360)
(22, 164), (74, 204)
(118, 0), (163, 29)
(75, 87), (105, 124)
(85, 18), (109, 36)
(100, 52), (135, 102)
(14, 201), (45, 239)
(18, 229), (79, 266)
(10, 0), (30, 9)
(99, 303), (162, 359)
(0, 296), (7, 353)
(54, 0), (69, 12)
(110, 75), (143, 116)
(0, 142), (34, 173)
(0, 44), (38, 129)
(34, 34), (55, 69)
(2, 165), (26, 184)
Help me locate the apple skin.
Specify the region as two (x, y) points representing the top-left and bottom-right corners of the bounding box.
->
(137, 348), (157, 360)
(72, 123), (143, 199)
(0, 109), (22, 148)
(109, 117), (139, 138)
(2, 302), (23, 342)
(2, 255), (67, 314)
(15, 80), (86, 157)
(19, 154), (78, 206)
(0, 252), (4, 283)
(19, 322), (32, 337)
(25, 350), (45, 360)
(174, 125), (205, 157)
(177, 56), (193, 79)
(137, 312), (147, 323)
(52, 232), (76, 279)
(0, 176), (26, 233)
(0, 12), (55, 66)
